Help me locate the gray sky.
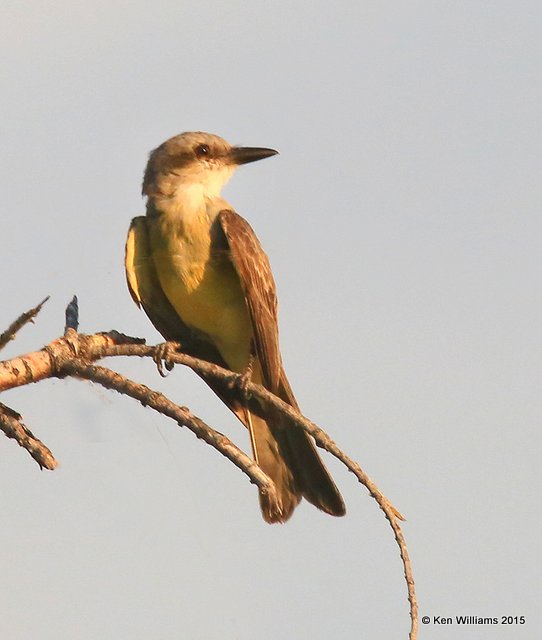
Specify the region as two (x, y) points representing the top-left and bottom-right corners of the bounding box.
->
(1, 2), (540, 638)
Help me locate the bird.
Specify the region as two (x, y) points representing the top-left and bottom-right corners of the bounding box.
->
(125, 131), (345, 523)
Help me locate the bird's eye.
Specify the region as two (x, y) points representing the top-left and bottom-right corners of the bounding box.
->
(195, 144), (209, 157)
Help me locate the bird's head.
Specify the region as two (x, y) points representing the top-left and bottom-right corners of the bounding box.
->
(142, 131), (278, 200)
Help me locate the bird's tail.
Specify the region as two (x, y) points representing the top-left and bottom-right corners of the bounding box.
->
(199, 364), (345, 523)
(246, 410), (301, 523)
(246, 370), (345, 523)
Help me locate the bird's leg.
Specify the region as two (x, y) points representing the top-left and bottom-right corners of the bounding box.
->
(153, 341), (181, 377)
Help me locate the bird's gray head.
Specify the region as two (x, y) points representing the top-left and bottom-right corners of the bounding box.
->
(142, 131), (278, 200)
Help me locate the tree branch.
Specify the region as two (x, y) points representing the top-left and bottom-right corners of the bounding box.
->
(0, 301), (418, 638)
(0, 296), (49, 352)
(0, 402), (57, 469)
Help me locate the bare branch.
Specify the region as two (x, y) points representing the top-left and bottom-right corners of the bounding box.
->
(102, 344), (403, 511)
(1, 330), (417, 637)
(0, 332), (151, 394)
(0, 402), (57, 470)
(0, 332), (119, 392)
(0, 296), (50, 352)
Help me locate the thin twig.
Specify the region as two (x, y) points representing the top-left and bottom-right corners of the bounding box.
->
(103, 345), (403, 510)
(0, 296), (49, 352)
(0, 402), (57, 470)
(61, 359), (280, 515)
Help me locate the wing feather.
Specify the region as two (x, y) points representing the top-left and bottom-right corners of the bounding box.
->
(217, 209), (281, 392)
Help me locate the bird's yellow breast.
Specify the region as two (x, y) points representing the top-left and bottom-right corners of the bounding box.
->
(148, 208), (253, 372)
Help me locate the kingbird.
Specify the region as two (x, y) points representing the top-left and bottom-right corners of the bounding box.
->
(125, 131), (345, 523)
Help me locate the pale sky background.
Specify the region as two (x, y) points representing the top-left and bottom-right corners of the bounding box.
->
(1, 2), (540, 639)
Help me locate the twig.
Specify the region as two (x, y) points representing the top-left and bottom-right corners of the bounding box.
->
(103, 345), (403, 511)
(61, 359), (280, 513)
(0, 296), (49, 352)
(0, 402), (57, 470)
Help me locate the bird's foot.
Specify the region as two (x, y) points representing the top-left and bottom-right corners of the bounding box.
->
(153, 342), (180, 377)
(231, 355), (254, 401)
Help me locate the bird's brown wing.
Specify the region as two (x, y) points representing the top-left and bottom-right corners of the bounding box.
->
(217, 209), (345, 519)
(217, 209), (281, 393)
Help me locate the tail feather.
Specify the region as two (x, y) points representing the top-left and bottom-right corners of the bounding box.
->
(274, 373), (346, 518)
(246, 410), (301, 523)
(246, 368), (345, 522)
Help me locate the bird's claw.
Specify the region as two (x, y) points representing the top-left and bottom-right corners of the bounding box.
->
(232, 355), (254, 401)
(153, 342), (180, 377)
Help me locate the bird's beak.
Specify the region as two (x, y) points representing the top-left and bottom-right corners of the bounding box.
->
(230, 146), (279, 165)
